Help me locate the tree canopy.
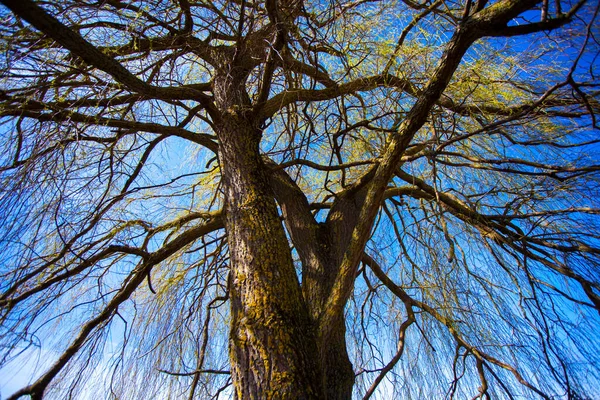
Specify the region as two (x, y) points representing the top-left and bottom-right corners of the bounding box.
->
(0, 0), (599, 398)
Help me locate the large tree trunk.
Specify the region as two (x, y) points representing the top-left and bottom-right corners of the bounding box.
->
(216, 103), (325, 398)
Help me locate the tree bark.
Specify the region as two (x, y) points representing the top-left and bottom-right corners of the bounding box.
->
(219, 117), (325, 398)
(213, 65), (325, 397)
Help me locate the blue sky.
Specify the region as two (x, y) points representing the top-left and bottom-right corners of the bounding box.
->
(1, 0), (599, 398)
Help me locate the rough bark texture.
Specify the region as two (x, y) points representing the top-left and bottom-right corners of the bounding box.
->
(220, 124), (324, 398)
(214, 67), (324, 398)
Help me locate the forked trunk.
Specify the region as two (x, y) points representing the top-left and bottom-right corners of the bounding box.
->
(321, 314), (355, 399)
(270, 161), (358, 399)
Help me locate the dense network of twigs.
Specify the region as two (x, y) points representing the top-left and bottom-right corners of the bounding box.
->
(0, 0), (599, 398)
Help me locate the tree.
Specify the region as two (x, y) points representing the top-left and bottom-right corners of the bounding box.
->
(0, 0), (598, 398)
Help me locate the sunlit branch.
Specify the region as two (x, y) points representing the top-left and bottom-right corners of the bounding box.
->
(275, 158), (376, 171)
(260, 74), (413, 119)
(383, 0), (443, 75)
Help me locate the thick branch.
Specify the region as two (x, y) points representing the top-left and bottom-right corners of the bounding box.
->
(1, 105), (218, 153)
(0, 0), (216, 108)
(259, 75), (412, 119)
(318, 0), (552, 340)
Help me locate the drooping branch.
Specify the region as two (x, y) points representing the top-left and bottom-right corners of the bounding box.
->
(364, 252), (551, 399)
(393, 167), (600, 313)
(361, 255), (415, 400)
(4, 214), (224, 400)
